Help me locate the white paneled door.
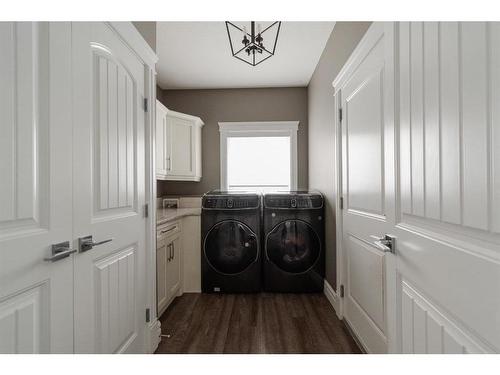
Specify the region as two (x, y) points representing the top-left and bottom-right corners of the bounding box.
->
(0, 22), (74, 353)
(1, 22), (154, 354)
(336, 23), (397, 353)
(396, 22), (500, 353)
(72, 23), (148, 353)
(336, 22), (500, 354)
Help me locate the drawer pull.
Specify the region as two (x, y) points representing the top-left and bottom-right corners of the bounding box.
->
(160, 226), (177, 235)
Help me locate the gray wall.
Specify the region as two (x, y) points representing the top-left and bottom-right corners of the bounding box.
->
(157, 87), (308, 196)
(133, 22), (156, 52)
(308, 22), (371, 289)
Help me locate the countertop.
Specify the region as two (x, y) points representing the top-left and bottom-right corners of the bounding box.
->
(156, 207), (201, 226)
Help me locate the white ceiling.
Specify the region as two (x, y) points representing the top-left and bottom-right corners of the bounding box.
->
(156, 22), (335, 90)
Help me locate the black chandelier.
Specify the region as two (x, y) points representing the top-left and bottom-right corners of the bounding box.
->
(225, 21), (281, 66)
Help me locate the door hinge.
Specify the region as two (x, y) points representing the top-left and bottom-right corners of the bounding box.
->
(143, 203), (149, 218)
(146, 308), (151, 323)
(338, 107), (343, 123)
(339, 197), (344, 210)
(339, 284), (345, 298)
(143, 97), (148, 112)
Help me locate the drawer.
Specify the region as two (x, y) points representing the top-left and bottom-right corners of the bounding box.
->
(157, 220), (181, 239)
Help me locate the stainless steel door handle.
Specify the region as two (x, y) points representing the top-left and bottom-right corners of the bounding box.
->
(78, 235), (113, 253)
(44, 241), (77, 262)
(172, 243), (175, 260)
(370, 234), (396, 254)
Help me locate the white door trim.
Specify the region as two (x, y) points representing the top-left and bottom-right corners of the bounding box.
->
(144, 68), (161, 353)
(106, 22), (157, 68)
(333, 91), (345, 320)
(323, 279), (341, 319)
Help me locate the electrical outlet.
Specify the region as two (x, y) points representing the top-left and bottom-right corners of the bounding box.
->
(163, 198), (179, 209)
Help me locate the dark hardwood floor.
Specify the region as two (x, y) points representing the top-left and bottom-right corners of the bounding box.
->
(155, 293), (362, 354)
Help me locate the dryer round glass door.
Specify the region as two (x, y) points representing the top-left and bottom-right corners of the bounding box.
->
(204, 220), (258, 275)
(266, 220), (321, 274)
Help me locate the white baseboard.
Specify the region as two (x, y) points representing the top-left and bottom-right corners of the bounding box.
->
(323, 279), (341, 319)
(342, 316), (368, 353)
(323, 280), (367, 353)
(145, 319), (161, 353)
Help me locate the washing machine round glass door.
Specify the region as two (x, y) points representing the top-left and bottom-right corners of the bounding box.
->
(204, 220), (258, 275)
(266, 220), (321, 274)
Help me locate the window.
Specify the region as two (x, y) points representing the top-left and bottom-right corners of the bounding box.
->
(219, 121), (299, 192)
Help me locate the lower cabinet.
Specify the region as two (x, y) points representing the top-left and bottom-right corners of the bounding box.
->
(167, 234), (181, 299)
(157, 221), (182, 317)
(156, 236), (168, 314)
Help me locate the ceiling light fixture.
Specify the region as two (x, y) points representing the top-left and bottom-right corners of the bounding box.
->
(225, 21), (281, 66)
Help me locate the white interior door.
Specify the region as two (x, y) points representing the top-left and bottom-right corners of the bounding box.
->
(0, 22), (74, 353)
(72, 22), (148, 354)
(395, 22), (500, 353)
(339, 23), (397, 354)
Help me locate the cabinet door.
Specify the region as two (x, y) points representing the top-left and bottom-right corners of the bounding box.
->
(156, 237), (168, 315)
(167, 117), (195, 178)
(155, 102), (168, 177)
(167, 235), (182, 298)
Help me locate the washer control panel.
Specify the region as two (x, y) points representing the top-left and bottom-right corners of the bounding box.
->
(202, 193), (260, 209)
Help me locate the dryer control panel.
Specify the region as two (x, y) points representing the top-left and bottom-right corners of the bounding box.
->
(264, 192), (323, 209)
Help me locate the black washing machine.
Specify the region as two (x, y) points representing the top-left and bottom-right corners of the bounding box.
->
(201, 191), (261, 293)
(263, 191), (325, 292)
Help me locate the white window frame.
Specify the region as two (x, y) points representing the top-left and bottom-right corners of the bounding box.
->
(219, 121), (299, 191)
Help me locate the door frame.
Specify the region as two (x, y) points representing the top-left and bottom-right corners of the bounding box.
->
(144, 65), (162, 352)
(105, 22), (160, 353)
(333, 90), (344, 319)
(332, 22), (398, 353)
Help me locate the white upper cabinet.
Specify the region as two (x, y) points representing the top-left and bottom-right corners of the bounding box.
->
(156, 100), (204, 181)
(156, 100), (169, 177)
